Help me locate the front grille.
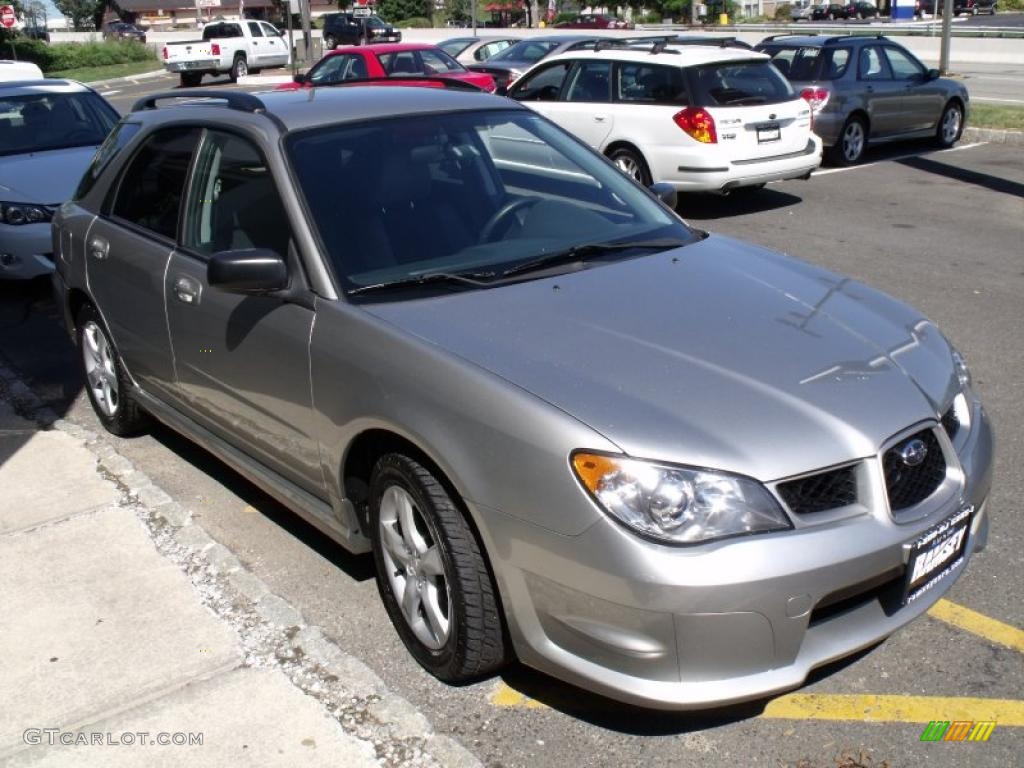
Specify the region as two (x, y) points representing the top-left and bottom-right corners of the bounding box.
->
(883, 429), (946, 512)
(778, 464), (858, 515)
(941, 406), (959, 441)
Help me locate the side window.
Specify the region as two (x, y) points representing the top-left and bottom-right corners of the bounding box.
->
(616, 63), (687, 105)
(110, 127), (200, 241)
(883, 47), (924, 81)
(260, 22), (279, 37)
(75, 122), (142, 201)
(381, 51), (420, 75)
(510, 62), (571, 102)
(310, 54), (362, 85)
(182, 131), (293, 259)
(821, 47), (851, 80)
(247, 22), (263, 37)
(419, 49), (463, 74)
(565, 60), (612, 103)
(858, 45), (891, 81)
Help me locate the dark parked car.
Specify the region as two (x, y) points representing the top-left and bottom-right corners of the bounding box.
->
(844, 1), (880, 18)
(466, 34), (598, 92)
(757, 34), (969, 165)
(811, 2), (850, 19)
(103, 21), (147, 43)
(321, 13), (401, 49)
(916, 0), (993, 14)
(554, 14), (633, 29)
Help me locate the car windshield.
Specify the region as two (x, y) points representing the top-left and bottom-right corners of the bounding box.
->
(488, 40), (559, 64)
(367, 15), (387, 28)
(0, 91), (118, 157)
(287, 109), (695, 296)
(692, 60), (796, 106)
(438, 39), (473, 57)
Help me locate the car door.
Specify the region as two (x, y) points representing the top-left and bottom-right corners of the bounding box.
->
(164, 128), (323, 493)
(857, 44), (902, 137)
(508, 60), (573, 125)
(86, 126), (201, 400)
(246, 22), (267, 68)
(882, 45), (943, 134)
(553, 60), (615, 150)
(259, 22), (289, 67)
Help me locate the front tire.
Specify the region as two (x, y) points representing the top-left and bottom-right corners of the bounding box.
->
(607, 146), (652, 187)
(935, 101), (964, 148)
(76, 304), (148, 437)
(369, 453), (507, 682)
(828, 115), (868, 166)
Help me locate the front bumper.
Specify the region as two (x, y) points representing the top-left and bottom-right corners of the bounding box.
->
(479, 403), (993, 709)
(0, 222), (55, 280)
(654, 137), (823, 193)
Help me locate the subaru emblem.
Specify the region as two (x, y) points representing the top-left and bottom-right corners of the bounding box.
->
(898, 438), (928, 467)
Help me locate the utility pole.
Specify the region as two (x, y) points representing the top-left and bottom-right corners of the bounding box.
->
(939, 0), (953, 74)
(471, 0), (477, 34)
(299, 0), (312, 66)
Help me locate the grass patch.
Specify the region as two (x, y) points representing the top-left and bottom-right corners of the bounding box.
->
(47, 60), (162, 83)
(970, 103), (1024, 132)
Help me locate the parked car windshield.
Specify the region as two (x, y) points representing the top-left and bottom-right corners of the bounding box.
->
(287, 109), (695, 295)
(488, 40), (560, 64)
(0, 91), (119, 157)
(692, 60), (796, 106)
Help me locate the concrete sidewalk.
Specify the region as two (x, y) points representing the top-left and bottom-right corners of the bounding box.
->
(0, 376), (476, 767)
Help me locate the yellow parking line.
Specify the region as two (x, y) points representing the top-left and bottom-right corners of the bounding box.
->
(491, 682), (548, 709)
(928, 599), (1024, 653)
(762, 694), (1024, 726)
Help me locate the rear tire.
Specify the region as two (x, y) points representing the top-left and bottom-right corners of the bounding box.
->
(935, 101), (964, 148)
(369, 453), (507, 682)
(828, 115), (867, 166)
(76, 304), (148, 437)
(229, 55), (247, 83)
(607, 146), (652, 187)
(179, 72), (202, 88)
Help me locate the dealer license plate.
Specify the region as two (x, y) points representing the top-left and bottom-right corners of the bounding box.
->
(757, 124), (781, 143)
(903, 506), (972, 604)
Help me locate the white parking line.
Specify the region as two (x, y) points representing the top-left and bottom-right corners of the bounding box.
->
(810, 142), (987, 177)
(973, 97), (1024, 104)
(100, 90), (120, 97)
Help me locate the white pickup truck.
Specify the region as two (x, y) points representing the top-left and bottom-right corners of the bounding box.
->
(162, 20), (291, 88)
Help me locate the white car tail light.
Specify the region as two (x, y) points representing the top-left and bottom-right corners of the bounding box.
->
(673, 107), (717, 144)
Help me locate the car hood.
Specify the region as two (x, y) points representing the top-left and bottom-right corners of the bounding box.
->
(364, 235), (959, 481)
(0, 145), (98, 204)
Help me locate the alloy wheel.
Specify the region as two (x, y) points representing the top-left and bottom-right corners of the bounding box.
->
(942, 106), (962, 144)
(613, 154), (642, 181)
(378, 485), (451, 650)
(82, 321), (119, 418)
(843, 121), (865, 163)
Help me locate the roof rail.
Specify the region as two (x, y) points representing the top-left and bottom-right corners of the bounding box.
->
(759, 33), (812, 43)
(131, 90), (266, 113)
(665, 35), (754, 50)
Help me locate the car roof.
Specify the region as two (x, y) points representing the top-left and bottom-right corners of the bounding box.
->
(342, 42), (439, 54)
(0, 79), (91, 94)
(759, 34), (888, 47)
(517, 34), (599, 43)
(135, 86), (523, 133)
(544, 46), (768, 67)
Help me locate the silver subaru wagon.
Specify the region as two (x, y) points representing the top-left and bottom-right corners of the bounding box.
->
(52, 85), (993, 710)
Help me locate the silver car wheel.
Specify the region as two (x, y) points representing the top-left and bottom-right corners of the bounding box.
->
(378, 485), (451, 650)
(842, 121), (865, 163)
(942, 105), (962, 144)
(82, 320), (119, 418)
(614, 154), (642, 181)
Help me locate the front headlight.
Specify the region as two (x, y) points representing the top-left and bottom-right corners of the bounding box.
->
(572, 452), (792, 545)
(951, 348), (972, 391)
(0, 202), (54, 226)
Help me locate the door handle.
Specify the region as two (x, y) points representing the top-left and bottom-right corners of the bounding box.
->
(594, 115), (607, 123)
(87, 235), (109, 260)
(173, 276), (201, 306)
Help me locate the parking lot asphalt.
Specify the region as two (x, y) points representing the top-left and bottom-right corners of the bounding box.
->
(0, 138), (1021, 766)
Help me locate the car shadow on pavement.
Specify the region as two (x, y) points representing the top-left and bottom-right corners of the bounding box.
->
(146, 422), (377, 583)
(496, 642), (882, 734)
(896, 154), (1024, 199)
(677, 188), (804, 222)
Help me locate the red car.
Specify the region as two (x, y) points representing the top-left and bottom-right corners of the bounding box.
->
(279, 43), (496, 92)
(554, 14), (633, 29)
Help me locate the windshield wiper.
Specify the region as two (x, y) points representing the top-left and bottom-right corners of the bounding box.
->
(347, 270), (496, 297)
(500, 239), (687, 279)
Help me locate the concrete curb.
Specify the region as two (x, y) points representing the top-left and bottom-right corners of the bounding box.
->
(0, 363), (481, 768)
(963, 126), (1024, 145)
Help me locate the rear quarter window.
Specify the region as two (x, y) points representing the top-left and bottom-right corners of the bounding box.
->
(691, 60), (796, 107)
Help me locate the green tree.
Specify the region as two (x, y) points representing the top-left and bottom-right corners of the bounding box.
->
(377, 0), (432, 22)
(54, 0), (103, 30)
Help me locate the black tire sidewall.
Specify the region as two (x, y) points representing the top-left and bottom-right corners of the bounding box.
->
(608, 147), (652, 187)
(937, 102), (964, 147)
(75, 304), (145, 436)
(830, 116), (866, 166)
(368, 457), (464, 677)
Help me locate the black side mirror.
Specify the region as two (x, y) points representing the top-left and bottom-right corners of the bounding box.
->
(293, 73), (306, 84)
(926, 68), (940, 81)
(649, 182), (678, 210)
(208, 249), (288, 294)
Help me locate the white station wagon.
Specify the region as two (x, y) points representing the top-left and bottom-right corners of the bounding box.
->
(507, 43), (822, 193)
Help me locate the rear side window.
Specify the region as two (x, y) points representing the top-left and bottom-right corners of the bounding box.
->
(565, 60), (612, 103)
(765, 46), (850, 81)
(691, 60), (795, 106)
(74, 122), (141, 201)
(110, 127), (200, 241)
(247, 22), (263, 37)
(616, 63), (688, 105)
